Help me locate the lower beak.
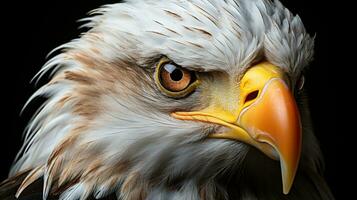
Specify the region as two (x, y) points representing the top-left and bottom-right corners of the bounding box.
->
(172, 62), (301, 194)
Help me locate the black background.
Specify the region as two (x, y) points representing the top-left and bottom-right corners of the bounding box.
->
(1, 0), (343, 199)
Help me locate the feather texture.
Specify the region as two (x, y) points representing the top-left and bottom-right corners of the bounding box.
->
(2, 0), (333, 199)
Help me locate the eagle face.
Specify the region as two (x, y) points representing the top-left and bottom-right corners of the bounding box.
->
(7, 0), (333, 200)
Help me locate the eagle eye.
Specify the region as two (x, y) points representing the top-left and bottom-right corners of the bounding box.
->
(155, 58), (199, 98)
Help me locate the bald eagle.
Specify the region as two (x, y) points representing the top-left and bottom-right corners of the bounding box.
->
(0, 0), (334, 199)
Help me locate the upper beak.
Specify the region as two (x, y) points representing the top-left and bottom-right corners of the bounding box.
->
(171, 62), (301, 194)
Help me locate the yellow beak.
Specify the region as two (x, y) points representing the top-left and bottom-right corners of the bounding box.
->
(171, 62), (301, 194)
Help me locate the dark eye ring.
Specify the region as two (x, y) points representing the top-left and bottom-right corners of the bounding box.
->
(160, 63), (192, 92)
(155, 58), (199, 98)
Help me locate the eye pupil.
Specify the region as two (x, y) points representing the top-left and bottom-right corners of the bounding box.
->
(170, 69), (183, 81)
(158, 61), (197, 95)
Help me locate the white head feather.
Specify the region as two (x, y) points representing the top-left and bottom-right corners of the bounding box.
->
(10, 0), (332, 200)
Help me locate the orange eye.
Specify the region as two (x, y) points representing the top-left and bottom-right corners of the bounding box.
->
(159, 63), (192, 92)
(155, 58), (199, 98)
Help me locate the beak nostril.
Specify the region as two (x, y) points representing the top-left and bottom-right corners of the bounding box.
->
(244, 90), (259, 104)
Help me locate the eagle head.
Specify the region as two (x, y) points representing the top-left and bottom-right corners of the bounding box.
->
(7, 0), (333, 200)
